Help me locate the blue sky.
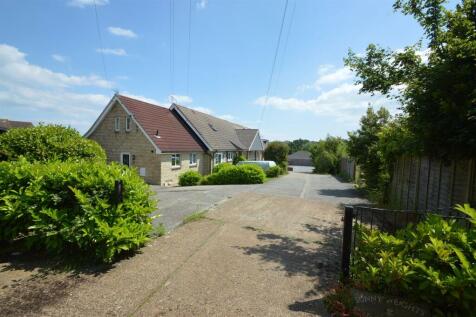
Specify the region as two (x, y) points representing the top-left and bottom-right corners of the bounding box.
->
(0, 0), (425, 140)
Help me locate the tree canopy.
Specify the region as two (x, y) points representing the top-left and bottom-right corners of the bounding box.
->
(345, 0), (476, 158)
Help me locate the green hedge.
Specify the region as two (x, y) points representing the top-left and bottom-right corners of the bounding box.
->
(265, 166), (282, 178)
(0, 125), (106, 163)
(352, 204), (476, 315)
(0, 159), (155, 263)
(212, 162), (232, 173)
(178, 170), (202, 186)
(202, 164), (265, 185)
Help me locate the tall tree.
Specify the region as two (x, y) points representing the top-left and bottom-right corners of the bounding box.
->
(345, 0), (476, 158)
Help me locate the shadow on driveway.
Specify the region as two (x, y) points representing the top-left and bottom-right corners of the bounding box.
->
(237, 217), (343, 315)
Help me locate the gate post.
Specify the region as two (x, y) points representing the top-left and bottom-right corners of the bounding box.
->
(341, 205), (354, 284)
(114, 180), (123, 205)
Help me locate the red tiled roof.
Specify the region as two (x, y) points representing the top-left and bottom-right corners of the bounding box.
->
(116, 95), (205, 152)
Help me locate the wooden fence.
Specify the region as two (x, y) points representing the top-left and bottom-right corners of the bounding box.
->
(388, 157), (476, 212)
(339, 158), (356, 181)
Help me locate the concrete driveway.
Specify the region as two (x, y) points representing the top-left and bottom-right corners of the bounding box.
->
(152, 171), (367, 230)
(0, 169), (367, 316)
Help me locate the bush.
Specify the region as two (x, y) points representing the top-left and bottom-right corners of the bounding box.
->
(351, 204), (476, 315)
(0, 158), (155, 263)
(178, 170), (202, 186)
(232, 155), (246, 165)
(206, 164), (265, 185)
(264, 141), (289, 169)
(212, 162), (232, 173)
(265, 166), (282, 178)
(0, 124), (106, 163)
(313, 150), (337, 174)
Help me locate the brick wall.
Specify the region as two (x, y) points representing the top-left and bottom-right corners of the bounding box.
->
(88, 102), (162, 184)
(159, 152), (208, 186)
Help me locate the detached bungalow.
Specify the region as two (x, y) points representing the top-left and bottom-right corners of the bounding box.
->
(86, 94), (265, 186)
(85, 95), (206, 186)
(171, 104), (265, 168)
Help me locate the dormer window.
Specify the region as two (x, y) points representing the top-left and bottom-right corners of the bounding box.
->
(114, 117), (120, 132)
(125, 115), (132, 131)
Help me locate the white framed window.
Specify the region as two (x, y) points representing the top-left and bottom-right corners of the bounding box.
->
(214, 152), (223, 165)
(120, 153), (131, 167)
(125, 115), (132, 131)
(171, 154), (181, 168)
(189, 153), (197, 166)
(114, 117), (120, 132)
(226, 152), (236, 162)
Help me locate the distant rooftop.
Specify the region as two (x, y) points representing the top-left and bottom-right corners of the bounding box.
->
(0, 119), (33, 132)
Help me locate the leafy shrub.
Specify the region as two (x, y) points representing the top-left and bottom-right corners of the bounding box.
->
(212, 162), (232, 173)
(352, 204), (476, 315)
(178, 170), (202, 186)
(313, 150), (337, 174)
(0, 158), (155, 263)
(206, 164), (265, 185)
(0, 124), (106, 163)
(264, 141), (289, 169)
(265, 166), (282, 178)
(232, 155), (246, 165)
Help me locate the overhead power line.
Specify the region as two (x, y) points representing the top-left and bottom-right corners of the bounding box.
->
(169, 0), (175, 95)
(93, 0), (109, 82)
(259, 0), (289, 126)
(186, 0), (192, 95)
(274, 0), (296, 92)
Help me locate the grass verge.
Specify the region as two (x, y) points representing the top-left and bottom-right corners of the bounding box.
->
(182, 211), (207, 224)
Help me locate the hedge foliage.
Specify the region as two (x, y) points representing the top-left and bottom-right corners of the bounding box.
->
(178, 170), (202, 186)
(352, 204), (476, 315)
(264, 141), (289, 169)
(0, 125), (106, 163)
(265, 166), (282, 178)
(202, 164), (265, 185)
(0, 159), (155, 263)
(212, 162), (232, 173)
(232, 155), (246, 165)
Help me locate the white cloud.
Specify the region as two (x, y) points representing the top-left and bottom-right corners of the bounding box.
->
(108, 27), (137, 38)
(0, 44), (112, 133)
(255, 82), (399, 123)
(96, 48), (127, 56)
(218, 114), (235, 121)
(51, 54), (67, 63)
(68, 0), (109, 8)
(122, 92), (160, 105)
(196, 0), (208, 9)
(315, 67), (353, 88)
(0, 44), (112, 88)
(190, 106), (213, 114)
(169, 94), (193, 105)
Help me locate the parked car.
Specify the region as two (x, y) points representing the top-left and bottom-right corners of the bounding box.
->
(237, 160), (276, 171)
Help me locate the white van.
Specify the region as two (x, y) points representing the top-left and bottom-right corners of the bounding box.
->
(236, 160), (276, 171)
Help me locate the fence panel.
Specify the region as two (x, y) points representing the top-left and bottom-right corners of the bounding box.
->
(389, 157), (475, 212)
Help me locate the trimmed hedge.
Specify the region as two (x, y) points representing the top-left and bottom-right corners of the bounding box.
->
(0, 125), (106, 163)
(232, 155), (246, 165)
(179, 170), (202, 186)
(265, 165), (282, 178)
(212, 162), (232, 173)
(0, 159), (155, 263)
(202, 164), (265, 185)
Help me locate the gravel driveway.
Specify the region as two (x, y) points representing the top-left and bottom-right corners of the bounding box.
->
(0, 168), (367, 316)
(152, 170), (367, 230)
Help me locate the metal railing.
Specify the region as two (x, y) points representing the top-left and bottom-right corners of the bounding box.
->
(340, 205), (472, 283)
